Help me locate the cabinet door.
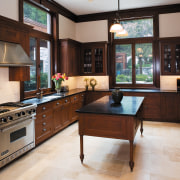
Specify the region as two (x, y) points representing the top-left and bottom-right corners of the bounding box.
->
(53, 100), (63, 133)
(81, 42), (107, 75)
(161, 40), (180, 75)
(161, 93), (178, 122)
(61, 98), (71, 126)
(59, 39), (80, 76)
(175, 44), (180, 73)
(161, 43), (174, 74)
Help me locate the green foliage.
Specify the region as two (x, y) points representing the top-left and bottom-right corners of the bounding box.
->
(136, 74), (153, 82)
(115, 18), (153, 39)
(24, 2), (47, 25)
(40, 73), (48, 88)
(116, 74), (131, 83)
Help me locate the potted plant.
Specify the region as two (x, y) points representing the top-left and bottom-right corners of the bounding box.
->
(52, 73), (68, 94)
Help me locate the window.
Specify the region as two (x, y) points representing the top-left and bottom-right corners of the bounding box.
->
(22, 1), (54, 97)
(23, 1), (51, 34)
(112, 17), (155, 88)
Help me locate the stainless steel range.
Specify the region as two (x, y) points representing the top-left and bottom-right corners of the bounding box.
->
(0, 102), (36, 168)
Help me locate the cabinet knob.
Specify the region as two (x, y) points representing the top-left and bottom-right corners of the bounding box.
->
(42, 114), (46, 118)
(81, 94), (84, 97)
(65, 99), (68, 103)
(74, 97), (77, 100)
(42, 107), (46, 110)
(42, 122), (46, 126)
(43, 128), (46, 132)
(56, 102), (60, 105)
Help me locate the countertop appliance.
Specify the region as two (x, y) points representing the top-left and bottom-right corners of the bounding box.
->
(0, 102), (36, 168)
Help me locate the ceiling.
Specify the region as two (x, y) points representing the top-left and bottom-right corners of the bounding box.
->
(54, 0), (180, 15)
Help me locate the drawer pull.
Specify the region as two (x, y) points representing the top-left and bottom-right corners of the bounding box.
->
(43, 128), (46, 132)
(56, 102), (60, 105)
(65, 99), (68, 103)
(42, 107), (46, 110)
(42, 114), (46, 118)
(42, 122), (46, 126)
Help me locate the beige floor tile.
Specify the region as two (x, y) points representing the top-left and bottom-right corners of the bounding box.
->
(0, 121), (180, 180)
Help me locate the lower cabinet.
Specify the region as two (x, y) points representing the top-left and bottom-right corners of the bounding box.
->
(160, 93), (179, 122)
(35, 102), (54, 145)
(35, 93), (85, 145)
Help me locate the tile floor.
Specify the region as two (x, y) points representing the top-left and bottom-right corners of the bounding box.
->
(0, 121), (180, 180)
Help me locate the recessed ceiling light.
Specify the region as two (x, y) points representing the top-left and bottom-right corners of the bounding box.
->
(88, 0), (93, 2)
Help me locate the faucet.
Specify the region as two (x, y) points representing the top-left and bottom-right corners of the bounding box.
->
(36, 88), (43, 99)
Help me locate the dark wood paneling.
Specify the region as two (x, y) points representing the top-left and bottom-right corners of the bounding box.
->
(77, 4), (180, 22)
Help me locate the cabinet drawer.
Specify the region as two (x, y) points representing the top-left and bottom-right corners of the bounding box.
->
(37, 102), (53, 114)
(36, 110), (53, 121)
(70, 94), (79, 104)
(35, 117), (53, 145)
(62, 97), (70, 105)
(53, 99), (63, 109)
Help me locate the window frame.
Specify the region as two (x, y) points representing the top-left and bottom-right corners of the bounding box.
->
(19, 0), (58, 99)
(109, 15), (160, 89)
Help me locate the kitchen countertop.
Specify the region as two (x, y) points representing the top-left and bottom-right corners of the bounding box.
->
(76, 95), (144, 116)
(22, 88), (85, 105)
(22, 88), (179, 105)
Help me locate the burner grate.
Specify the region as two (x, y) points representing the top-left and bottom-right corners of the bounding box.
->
(0, 109), (10, 114)
(0, 102), (32, 107)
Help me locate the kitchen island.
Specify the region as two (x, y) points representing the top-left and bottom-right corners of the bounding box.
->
(76, 95), (144, 171)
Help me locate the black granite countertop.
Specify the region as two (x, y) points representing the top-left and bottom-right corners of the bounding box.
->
(22, 88), (85, 105)
(76, 95), (144, 116)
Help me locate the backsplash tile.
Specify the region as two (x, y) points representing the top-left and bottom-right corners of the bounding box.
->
(0, 68), (20, 103)
(160, 75), (180, 90)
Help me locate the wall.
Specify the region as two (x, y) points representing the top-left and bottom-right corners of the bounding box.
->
(76, 20), (108, 42)
(0, 0), (20, 103)
(59, 14), (76, 40)
(159, 12), (180, 90)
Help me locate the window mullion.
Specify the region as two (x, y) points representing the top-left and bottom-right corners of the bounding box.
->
(132, 43), (136, 85)
(36, 38), (40, 91)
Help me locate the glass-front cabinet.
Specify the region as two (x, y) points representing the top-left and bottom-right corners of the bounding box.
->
(161, 39), (180, 75)
(81, 42), (107, 75)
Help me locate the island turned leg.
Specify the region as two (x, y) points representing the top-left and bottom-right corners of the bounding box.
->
(140, 119), (143, 135)
(129, 140), (134, 171)
(80, 135), (84, 163)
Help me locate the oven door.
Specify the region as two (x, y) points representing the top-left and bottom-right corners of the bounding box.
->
(0, 117), (35, 161)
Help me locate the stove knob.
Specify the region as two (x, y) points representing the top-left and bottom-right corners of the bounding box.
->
(1, 118), (7, 123)
(15, 112), (21, 117)
(7, 116), (13, 120)
(27, 110), (32, 115)
(32, 109), (36, 113)
(21, 111), (25, 115)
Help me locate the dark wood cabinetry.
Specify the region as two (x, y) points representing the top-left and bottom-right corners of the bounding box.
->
(161, 38), (180, 75)
(81, 42), (107, 75)
(84, 91), (111, 105)
(35, 92), (85, 145)
(123, 92), (161, 121)
(35, 102), (54, 145)
(59, 39), (81, 76)
(160, 93), (179, 122)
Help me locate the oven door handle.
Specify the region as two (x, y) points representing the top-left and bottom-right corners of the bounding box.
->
(1, 118), (33, 132)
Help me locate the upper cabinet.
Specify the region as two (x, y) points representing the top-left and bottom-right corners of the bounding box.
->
(160, 38), (180, 75)
(59, 39), (81, 77)
(81, 42), (107, 75)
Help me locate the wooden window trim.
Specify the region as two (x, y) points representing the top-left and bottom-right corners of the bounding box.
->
(19, 0), (59, 100)
(108, 15), (160, 89)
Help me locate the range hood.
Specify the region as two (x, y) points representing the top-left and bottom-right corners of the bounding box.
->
(0, 41), (33, 66)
